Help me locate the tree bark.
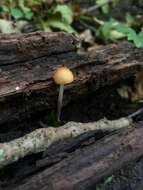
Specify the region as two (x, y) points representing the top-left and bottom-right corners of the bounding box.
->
(0, 33), (143, 125)
(0, 31), (78, 65)
(14, 122), (143, 190)
(0, 117), (132, 168)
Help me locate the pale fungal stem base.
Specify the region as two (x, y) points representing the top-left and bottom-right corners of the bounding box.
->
(53, 66), (74, 121)
(0, 117), (132, 169)
(57, 84), (64, 121)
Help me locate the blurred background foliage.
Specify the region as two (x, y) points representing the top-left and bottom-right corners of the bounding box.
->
(0, 0), (143, 48)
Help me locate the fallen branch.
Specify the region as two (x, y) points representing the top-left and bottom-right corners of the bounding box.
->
(15, 122), (143, 190)
(0, 117), (132, 168)
(0, 38), (143, 125)
(82, 0), (113, 14)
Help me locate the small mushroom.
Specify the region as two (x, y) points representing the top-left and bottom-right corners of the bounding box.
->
(53, 66), (74, 121)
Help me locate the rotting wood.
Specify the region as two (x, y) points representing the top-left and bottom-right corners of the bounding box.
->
(0, 117), (132, 168)
(0, 31), (78, 65)
(0, 35), (143, 125)
(14, 122), (143, 190)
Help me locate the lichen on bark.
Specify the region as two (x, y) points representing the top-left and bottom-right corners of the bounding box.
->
(0, 117), (132, 168)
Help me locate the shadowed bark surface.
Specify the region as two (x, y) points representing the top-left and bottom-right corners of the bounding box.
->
(0, 32), (143, 125)
(0, 32), (143, 190)
(14, 123), (143, 190)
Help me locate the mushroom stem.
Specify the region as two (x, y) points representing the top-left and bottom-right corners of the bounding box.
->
(57, 84), (64, 121)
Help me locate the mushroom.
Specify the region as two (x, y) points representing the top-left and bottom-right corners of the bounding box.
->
(53, 66), (74, 121)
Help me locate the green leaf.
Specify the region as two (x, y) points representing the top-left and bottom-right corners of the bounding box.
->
(104, 175), (114, 184)
(24, 10), (33, 20)
(127, 29), (137, 41)
(0, 5), (9, 13)
(96, 18), (122, 40)
(96, 0), (109, 14)
(116, 25), (137, 40)
(134, 32), (143, 48)
(116, 25), (134, 35)
(110, 30), (126, 39)
(134, 38), (143, 48)
(126, 13), (135, 26)
(18, 1), (33, 20)
(138, 31), (143, 47)
(0, 149), (5, 161)
(116, 25), (143, 48)
(47, 19), (76, 33)
(97, 19), (113, 40)
(10, 7), (24, 20)
(53, 5), (73, 24)
(102, 20), (112, 37)
(139, 31), (143, 38)
(96, 187), (101, 190)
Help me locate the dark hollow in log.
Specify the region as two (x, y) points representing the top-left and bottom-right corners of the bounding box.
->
(0, 32), (143, 125)
(14, 123), (143, 190)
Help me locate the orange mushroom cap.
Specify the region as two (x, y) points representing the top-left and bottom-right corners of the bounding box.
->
(53, 66), (74, 85)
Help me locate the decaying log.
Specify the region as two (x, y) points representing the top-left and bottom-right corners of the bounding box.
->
(14, 122), (143, 190)
(0, 31), (78, 65)
(0, 117), (132, 168)
(0, 31), (143, 125)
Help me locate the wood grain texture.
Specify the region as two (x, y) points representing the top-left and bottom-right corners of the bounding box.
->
(14, 124), (143, 190)
(0, 36), (143, 124)
(0, 31), (78, 65)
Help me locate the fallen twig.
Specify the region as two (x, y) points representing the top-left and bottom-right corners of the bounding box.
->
(15, 122), (143, 190)
(0, 117), (132, 168)
(82, 0), (113, 14)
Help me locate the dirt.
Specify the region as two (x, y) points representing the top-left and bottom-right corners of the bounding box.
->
(0, 78), (143, 190)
